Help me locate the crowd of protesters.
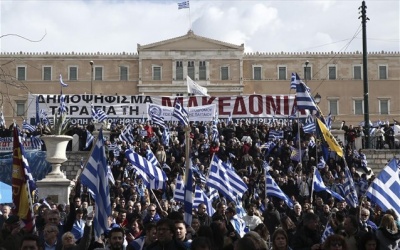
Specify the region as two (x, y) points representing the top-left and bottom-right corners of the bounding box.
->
(0, 118), (400, 250)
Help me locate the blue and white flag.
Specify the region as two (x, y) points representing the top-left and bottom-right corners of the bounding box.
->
(59, 74), (68, 87)
(125, 149), (156, 180)
(173, 100), (189, 126)
(303, 118), (316, 134)
(343, 166), (359, 208)
(206, 155), (248, 202)
(146, 147), (160, 168)
(184, 167), (193, 226)
(295, 76), (317, 112)
(269, 130), (284, 139)
(230, 215), (246, 237)
(119, 125), (134, 144)
(135, 162), (167, 190)
(174, 174), (185, 203)
(107, 165), (115, 185)
(366, 158), (400, 216)
(290, 72), (301, 90)
(228, 111), (233, 123)
(265, 172), (293, 208)
(321, 222), (334, 243)
(206, 186), (219, 201)
(212, 120), (219, 142)
(162, 128), (170, 146)
(149, 112), (166, 128)
(40, 109), (49, 125)
(30, 135), (43, 149)
(317, 156), (326, 169)
(325, 112), (332, 130)
(0, 108), (5, 128)
(80, 128), (111, 240)
(178, 0), (189, 9)
(194, 185), (215, 216)
(58, 93), (67, 114)
(22, 120), (36, 132)
(85, 130), (94, 149)
(313, 168), (344, 201)
(91, 105), (108, 122)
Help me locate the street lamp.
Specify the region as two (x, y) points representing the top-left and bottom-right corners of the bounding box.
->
(305, 60), (309, 83)
(314, 93), (321, 104)
(90, 61), (94, 95)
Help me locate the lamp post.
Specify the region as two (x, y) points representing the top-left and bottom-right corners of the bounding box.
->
(90, 61), (94, 95)
(314, 92), (321, 169)
(305, 60), (309, 83)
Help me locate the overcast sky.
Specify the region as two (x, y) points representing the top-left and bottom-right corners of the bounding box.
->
(1, 0), (399, 53)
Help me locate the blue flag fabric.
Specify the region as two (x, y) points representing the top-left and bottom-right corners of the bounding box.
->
(178, 1), (189, 9)
(366, 158), (400, 215)
(343, 166), (359, 208)
(313, 168), (344, 201)
(295, 76), (317, 111)
(125, 149), (156, 180)
(194, 185), (215, 216)
(80, 128), (111, 240)
(85, 130), (94, 149)
(174, 174), (185, 203)
(265, 172), (294, 208)
(184, 167), (193, 226)
(173, 100), (189, 126)
(119, 125), (134, 144)
(91, 105), (108, 122)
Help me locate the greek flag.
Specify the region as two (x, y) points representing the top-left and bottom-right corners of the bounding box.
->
(85, 130), (94, 149)
(325, 112), (332, 130)
(30, 135), (43, 149)
(265, 172), (293, 208)
(343, 165), (359, 208)
(22, 120), (36, 132)
(269, 130), (284, 139)
(366, 158), (400, 216)
(173, 100), (189, 126)
(0, 108), (5, 127)
(178, 1), (189, 9)
(119, 125), (134, 144)
(206, 155), (248, 202)
(58, 93), (67, 114)
(184, 167), (193, 226)
(146, 147), (160, 167)
(313, 168), (344, 201)
(174, 174), (185, 203)
(212, 121), (219, 142)
(125, 149), (156, 180)
(321, 222), (334, 243)
(230, 215), (246, 237)
(162, 127), (170, 146)
(59, 74), (68, 87)
(40, 109), (49, 125)
(295, 76), (317, 111)
(80, 128), (111, 240)
(91, 105), (108, 122)
(290, 72), (301, 90)
(135, 162), (167, 190)
(206, 186), (219, 201)
(303, 118), (316, 134)
(149, 112), (166, 128)
(107, 165), (115, 185)
(194, 185), (215, 216)
(317, 156), (326, 169)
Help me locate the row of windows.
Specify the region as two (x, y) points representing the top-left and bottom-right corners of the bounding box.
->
(252, 65), (388, 80)
(328, 99), (390, 115)
(16, 63), (389, 82)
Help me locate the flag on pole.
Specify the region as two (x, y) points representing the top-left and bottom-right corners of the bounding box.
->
(366, 158), (400, 216)
(187, 76), (209, 96)
(174, 174), (185, 203)
(290, 146), (303, 162)
(316, 118), (343, 158)
(295, 74), (317, 111)
(149, 111), (166, 128)
(194, 185), (215, 216)
(30, 135), (43, 149)
(162, 127), (170, 146)
(22, 120), (36, 132)
(313, 168), (344, 201)
(12, 126), (36, 232)
(80, 128), (111, 240)
(265, 172), (293, 208)
(119, 125), (135, 144)
(40, 109), (49, 125)
(85, 130), (94, 149)
(320, 222), (334, 243)
(173, 99), (189, 126)
(125, 149), (156, 180)
(343, 165), (359, 208)
(91, 104), (108, 122)
(59, 74), (68, 87)
(35, 96), (40, 125)
(58, 93), (67, 114)
(290, 72), (302, 90)
(178, 1), (189, 9)
(183, 166), (193, 226)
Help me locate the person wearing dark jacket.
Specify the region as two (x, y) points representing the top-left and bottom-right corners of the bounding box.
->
(375, 214), (400, 250)
(263, 202), (281, 236)
(146, 218), (186, 250)
(291, 213), (322, 250)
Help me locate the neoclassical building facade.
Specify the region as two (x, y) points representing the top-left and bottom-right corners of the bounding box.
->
(0, 30), (399, 125)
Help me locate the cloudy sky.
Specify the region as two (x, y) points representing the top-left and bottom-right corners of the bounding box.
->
(1, 0), (399, 53)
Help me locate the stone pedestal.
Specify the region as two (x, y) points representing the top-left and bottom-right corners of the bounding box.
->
(37, 135), (74, 204)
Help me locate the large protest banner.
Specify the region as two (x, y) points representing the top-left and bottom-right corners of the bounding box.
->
(27, 94), (307, 125)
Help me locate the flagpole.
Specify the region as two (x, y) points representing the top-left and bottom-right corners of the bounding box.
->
(188, 1), (192, 31)
(297, 110), (302, 166)
(310, 167), (316, 204)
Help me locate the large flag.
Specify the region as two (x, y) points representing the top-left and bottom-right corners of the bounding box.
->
(59, 74), (68, 87)
(316, 118), (343, 158)
(295, 75), (317, 111)
(366, 158), (400, 216)
(80, 128), (111, 240)
(173, 100), (189, 126)
(343, 165), (359, 208)
(178, 0), (189, 9)
(265, 172), (293, 208)
(187, 76), (209, 96)
(194, 185), (215, 216)
(135, 161), (167, 190)
(206, 155), (248, 202)
(91, 104), (108, 122)
(125, 149), (156, 180)
(12, 127), (36, 232)
(183, 167), (193, 226)
(313, 168), (344, 201)
(119, 125), (135, 144)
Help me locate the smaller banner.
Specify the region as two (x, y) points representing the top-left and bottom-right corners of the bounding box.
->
(147, 103), (216, 122)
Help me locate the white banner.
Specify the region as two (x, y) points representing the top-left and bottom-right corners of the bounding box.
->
(0, 137), (39, 152)
(147, 103), (216, 122)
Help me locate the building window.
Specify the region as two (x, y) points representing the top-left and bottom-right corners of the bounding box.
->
(354, 100), (364, 115)
(187, 61), (195, 80)
(176, 61), (183, 80)
(43, 66), (52, 81)
(69, 66), (78, 81)
(379, 99), (389, 115)
(278, 66), (286, 80)
(328, 99), (339, 115)
(379, 65), (387, 80)
(328, 65), (336, 80)
(120, 66), (128, 81)
(221, 66), (229, 80)
(94, 67), (103, 81)
(353, 65), (362, 80)
(17, 66), (26, 81)
(303, 66), (311, 81)
(153, 66), (161, 80)
(252, 66), (261, 80)
(16, 101), (25, 116)
(199, 61), (206, 80)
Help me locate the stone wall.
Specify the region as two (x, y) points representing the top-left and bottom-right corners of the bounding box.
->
(63, 152), (89, 180)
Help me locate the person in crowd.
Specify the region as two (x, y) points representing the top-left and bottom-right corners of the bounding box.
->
(358, 232), (379, 250)
(343, 215), (364, 249)
(211, 202), (227, 222)
(20, 234), (41, 250)
(146, 218), (186, 250)
(42, 224), (62, 250)
(271, 228), (292, 250)
(142, 204), (161, 225)
(174, 219), (192, 249)
(359, 208), (378, 233)
(196, 203), (212, 226)
(322, 234), (348, 250)
(60, 214), (92, 250)
(0, 205), (11, 229)
(243, 204), (263, 231)
(291, 212), (322, 250)
(375, 214), (400, 250)
(127, 222), (157, 250)
(70, 208), (86, 242)
(125, 218), (144, 245)
(253, 223), (270, 248)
